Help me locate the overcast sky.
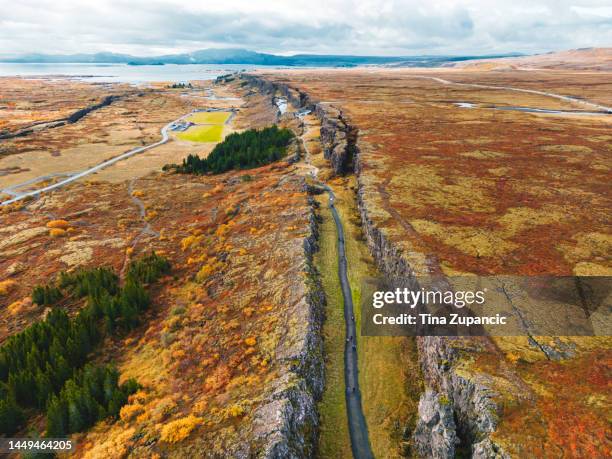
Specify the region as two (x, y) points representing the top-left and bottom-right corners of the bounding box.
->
(1, 0), (611, 57)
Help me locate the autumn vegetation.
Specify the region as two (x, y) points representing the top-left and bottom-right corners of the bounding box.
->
(0, 253), (169, 436)
(258, 68), (611, 456)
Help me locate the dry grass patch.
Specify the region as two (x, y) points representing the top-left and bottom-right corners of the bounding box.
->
(410, 219), (519, 258)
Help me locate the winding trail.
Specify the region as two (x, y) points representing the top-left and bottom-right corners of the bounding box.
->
(298, 127), (373, 457)
(323, 185), (374, 459)
(1, 112), (194, 206)
(417, 75), (612, 113)
(119, 178), (160, 277)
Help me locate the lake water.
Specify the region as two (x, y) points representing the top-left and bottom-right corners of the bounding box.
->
(0, 63), (269, 84)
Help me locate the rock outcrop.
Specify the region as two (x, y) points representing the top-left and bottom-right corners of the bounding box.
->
(315, 104), (358, 175)
(240, 74), (356, 174)
(240, 72), (507, 457)
(247, 191), (326, 458)
(0, 94), (124, 140)
(413, 390), (457, 458)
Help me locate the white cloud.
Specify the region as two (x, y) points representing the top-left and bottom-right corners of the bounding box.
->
(0, 0), (610, 56)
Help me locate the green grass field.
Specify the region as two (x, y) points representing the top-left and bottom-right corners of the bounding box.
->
(186, 111), (231, 125)
(177, 125), (224, 143)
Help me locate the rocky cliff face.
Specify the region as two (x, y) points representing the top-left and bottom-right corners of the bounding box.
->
(240, 73), (507, 458)
(240, 74), (311, 110)
(355, 128), (508, 459)
(307, 89), (507, 457)
(240, 74), (355, 175)
(314, 104), (358, 175)
(0, 94), (124, 140)
(413, 390), (457, 458)
(247, 189), (326, 458)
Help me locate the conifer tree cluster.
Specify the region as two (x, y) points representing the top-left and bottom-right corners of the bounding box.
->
(46, 364), (138, 437)
(59, 267), (119, 298)
(0, 252), (169, 436)
(32, 285), (63, 306)
(126, 251), (171, 284)
(168, 125), (294, 174)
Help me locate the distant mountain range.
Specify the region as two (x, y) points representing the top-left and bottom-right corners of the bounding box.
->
(0, 48), (524, 67)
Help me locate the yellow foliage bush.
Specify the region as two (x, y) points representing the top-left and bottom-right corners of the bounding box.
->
(49, 228), (67, 237)
(7, 300), (25, 315)
(128, 390), (147, 405)
(196, 264), (214, 283)
(215, 223), (231, 238)
(159, 415), (203, 443)
(243, 307), (255, 318)
(46, 219), (69, 229)
(83, 428), (135, 459)
(204, 365), (231, 392)
(119, 403), (144, 422)
(181, 234), (203, 252)
(226, 404), (245, 418)
(244, 337), (257, 347)
(171, 349), (186, 360)
(193, 399), (208, 414)
(132, 190), (145, 198)
(0, 279), (16, 296)
(195, 257), (223, 283)
(506, 352), (521, 364)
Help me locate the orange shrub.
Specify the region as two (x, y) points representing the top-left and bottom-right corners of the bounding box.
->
(119, 403), (144, 422)
(204, 365), (231, 392)
(46, 219), (69, 229)
(7, 300), (27, 316)
(49, 228), (67, 237)
(159, 415), (203, 443)
(0, 279), (16, 296)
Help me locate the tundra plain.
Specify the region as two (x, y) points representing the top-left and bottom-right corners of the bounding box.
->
(257, 67), (612, 456)
(0, 61), (610, 458)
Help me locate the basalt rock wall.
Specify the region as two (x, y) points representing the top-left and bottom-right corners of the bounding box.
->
(240, 74), (356, 175)
(241, 73), (507, 458)
(0, 94), (124, 140)
(352, 120), (508, 459)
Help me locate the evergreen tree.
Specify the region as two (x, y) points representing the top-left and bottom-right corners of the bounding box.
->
(0, 397), (25, 435)
(0, 253), (166, 433)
